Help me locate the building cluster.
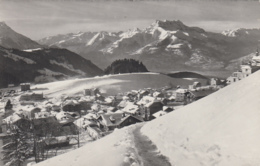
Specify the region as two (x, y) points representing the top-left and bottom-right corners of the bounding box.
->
(1, 80), (221, 143)
(227, 49), (260, 84)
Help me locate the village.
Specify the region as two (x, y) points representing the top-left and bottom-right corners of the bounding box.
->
(0, 49), (259, 165)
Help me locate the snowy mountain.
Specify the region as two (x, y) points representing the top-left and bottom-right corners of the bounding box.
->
(38, 20), (260, 71)
(35, 70), (260, 166)
(0, 22), (41, 49)
(0, 46), (103, 88)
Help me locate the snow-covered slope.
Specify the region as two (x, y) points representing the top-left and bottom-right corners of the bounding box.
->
(142, 70), (260, 166)
(0, 22), (41, 49)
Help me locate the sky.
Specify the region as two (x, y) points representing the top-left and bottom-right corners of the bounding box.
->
(0, 0), (260, 40)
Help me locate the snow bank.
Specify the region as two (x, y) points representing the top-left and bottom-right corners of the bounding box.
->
(141, 71), (260, 166)
(35, 126), (140, 166)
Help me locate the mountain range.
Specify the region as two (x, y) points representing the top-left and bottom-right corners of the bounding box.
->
(0, 20), (259, 88)
(39, 20), (260, 72)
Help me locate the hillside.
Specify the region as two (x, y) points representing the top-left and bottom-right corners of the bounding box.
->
(0, 46), (103, 88)
(35, 71), (260, 166)
(104, 59), (148, 74)
(0, 22), (41, 49)
(39, 20), (260, 72)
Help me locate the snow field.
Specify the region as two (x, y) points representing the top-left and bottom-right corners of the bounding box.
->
(141, 71), (260, 166)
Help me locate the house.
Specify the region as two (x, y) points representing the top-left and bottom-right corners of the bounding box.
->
(122, 102), (139, 115)
(32, 117), (60, 137)
(20, 83), (30, 91)
(19, 93), (44, 101)
(98, 113), (143, 131)
(190, 89), (216, 101)
(55, 111), (76, 124)
(3, 113), (31, 132)
(210, 78), (221, 86)
(8, 84), (15, 88)
(175, 89), (190, 102)
(140, 101), (164, 120)
(84, 89), (92, 96)
(189, 82), (201, 90)
(240, 65), (252, 76)
(226, 76), (240, 84)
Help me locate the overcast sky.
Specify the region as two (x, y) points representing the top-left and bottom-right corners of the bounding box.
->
(0, 0), (259, 40)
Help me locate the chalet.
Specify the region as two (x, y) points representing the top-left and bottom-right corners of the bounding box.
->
(98, 113), (143, 131)
(3, 113), (31, 132)
(55, 111), (76, 124)
(32, 117), (59, 137)
(8, 84), (15, 88)
(210, 78), (221, 86)
(175, 89), (190, 102)
(190, 89), (216, 101)
(140, 100), (164, 120)
(138, 90), (150, 100)
(122, 102), (139, 115)
(20, 83), (30, 91)
(226, 76), (240, 84)
(19, 93), (44, 101)
(44, 136), (70, 149)
(84, 89), (92, 96)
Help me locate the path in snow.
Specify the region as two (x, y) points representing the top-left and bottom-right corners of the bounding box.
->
(132, 126), (171, 166)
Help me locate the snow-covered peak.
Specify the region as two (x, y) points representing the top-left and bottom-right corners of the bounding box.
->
(222, 28), (260, 37)
(119, 28), (142, 38)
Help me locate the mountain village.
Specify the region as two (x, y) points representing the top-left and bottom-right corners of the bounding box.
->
(0, 48), (259, 165)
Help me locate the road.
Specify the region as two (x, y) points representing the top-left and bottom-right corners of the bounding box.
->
(132, 125), (171, 166)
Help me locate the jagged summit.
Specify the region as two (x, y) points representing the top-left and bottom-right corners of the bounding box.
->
(150, 19), (205, 33)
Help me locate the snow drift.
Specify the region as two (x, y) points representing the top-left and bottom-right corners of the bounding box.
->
(142, 70), (260, 166)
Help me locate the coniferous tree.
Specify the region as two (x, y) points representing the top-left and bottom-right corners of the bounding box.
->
(2, 128), (33, 166)
(104, 59), (148, 74)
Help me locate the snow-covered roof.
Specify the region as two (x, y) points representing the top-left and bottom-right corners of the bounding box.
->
(122, 102), (139, 114)
(152, 111), (167, 118)
(175, 88), (188, 93)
